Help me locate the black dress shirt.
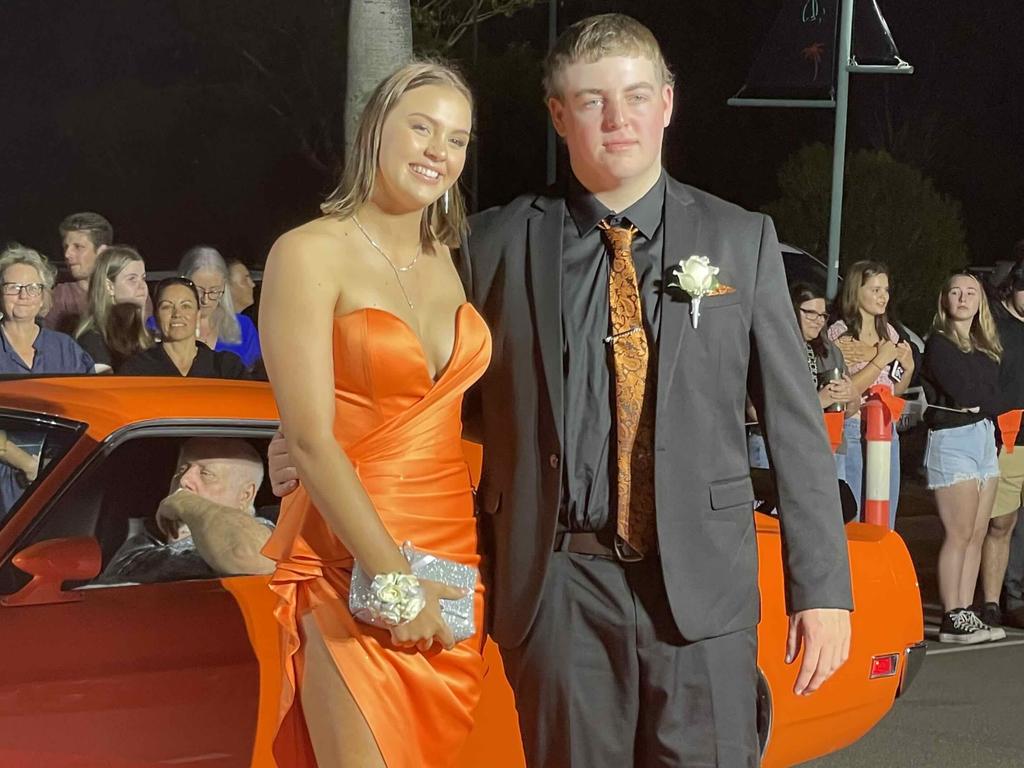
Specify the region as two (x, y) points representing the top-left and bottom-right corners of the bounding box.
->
(118, 342), (247, 379)
(560, 172), (667, 533)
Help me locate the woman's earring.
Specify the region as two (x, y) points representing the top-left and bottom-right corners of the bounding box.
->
(441, 188), (450, 215)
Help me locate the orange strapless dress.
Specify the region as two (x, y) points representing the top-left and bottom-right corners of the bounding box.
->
(263, 303), (491, 768)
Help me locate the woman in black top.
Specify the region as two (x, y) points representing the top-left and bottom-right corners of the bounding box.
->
(923, 272), (1006, 644)
(118, 278), (246, 379)
(75, 245), (153, 372)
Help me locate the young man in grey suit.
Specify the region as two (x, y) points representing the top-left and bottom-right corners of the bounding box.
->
(271, 13), (853, 766)
(459, 14), (852, 767)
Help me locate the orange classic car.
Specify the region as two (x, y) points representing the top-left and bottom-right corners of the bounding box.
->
(0, 377), (924, 767)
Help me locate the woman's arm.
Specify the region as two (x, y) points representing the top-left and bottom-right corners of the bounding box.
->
(260, 231), (409, 580)
(847, 339), (899, 397)
(0, 432), (40, 482)
(924, 335), (1004, 415)
(892, 340), (915, 396)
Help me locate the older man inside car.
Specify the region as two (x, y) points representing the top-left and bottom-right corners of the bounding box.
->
(100, 438), (274, 583)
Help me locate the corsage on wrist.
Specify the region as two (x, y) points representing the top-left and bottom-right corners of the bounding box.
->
(368, 572), (426, 626)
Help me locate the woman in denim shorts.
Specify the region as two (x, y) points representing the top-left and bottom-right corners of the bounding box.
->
(923, 272), (1007, 644)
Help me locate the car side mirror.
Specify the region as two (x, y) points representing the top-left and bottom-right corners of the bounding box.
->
(0, 537), (101, 607)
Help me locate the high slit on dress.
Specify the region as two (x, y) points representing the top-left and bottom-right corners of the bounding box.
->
(262, 303), (491, 768)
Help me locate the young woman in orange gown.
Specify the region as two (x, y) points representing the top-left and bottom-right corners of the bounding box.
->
(259, 62), (490, 768)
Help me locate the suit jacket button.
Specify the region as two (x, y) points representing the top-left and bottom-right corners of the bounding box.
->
(549, 454), (560, 469)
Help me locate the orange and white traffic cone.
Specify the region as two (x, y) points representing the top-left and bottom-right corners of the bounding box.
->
(862, 385), (906, 529)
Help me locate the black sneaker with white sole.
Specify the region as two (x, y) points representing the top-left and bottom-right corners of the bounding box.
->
(968, 605), (1006, 642)
(938, 609), (990, 644)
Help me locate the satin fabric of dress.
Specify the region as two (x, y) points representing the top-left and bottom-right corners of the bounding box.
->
(263, 303), (491, 768)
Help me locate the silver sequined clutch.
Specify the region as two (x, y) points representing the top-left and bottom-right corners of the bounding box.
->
(349, 541), (477, 643)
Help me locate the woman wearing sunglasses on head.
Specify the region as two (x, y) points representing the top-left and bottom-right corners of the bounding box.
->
(117, 277), (247, 379)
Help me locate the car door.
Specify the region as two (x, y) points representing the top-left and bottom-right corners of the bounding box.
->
(0, 423), (278, 768)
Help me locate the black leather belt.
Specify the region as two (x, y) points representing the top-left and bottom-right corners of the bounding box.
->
(554, 531), (625, 560)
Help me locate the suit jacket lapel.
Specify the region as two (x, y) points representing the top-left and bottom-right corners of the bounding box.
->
(657, 180), (702, 415)
(527, 196), (566, 447)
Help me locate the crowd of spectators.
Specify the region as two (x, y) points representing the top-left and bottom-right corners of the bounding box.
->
(0, 211), (262, 379)
(748, 244), (1024, 645)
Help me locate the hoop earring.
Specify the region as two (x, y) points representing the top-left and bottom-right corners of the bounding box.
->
(441, 188), (450, 215)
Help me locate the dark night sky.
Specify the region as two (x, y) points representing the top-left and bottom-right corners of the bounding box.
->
(2, 1), (1022, 271)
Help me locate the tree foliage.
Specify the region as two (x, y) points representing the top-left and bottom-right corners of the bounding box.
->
(411, 0), (544, 55)
(763, 143), (969, 331)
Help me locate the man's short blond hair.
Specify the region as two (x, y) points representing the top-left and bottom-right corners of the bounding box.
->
(543, 13), (675, 101)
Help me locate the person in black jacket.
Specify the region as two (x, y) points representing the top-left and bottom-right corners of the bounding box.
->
(981, 253), (1024, 630)
(923, 271), (1006, 643)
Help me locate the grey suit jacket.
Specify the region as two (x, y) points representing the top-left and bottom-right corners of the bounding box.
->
(459, 176), (853, 649)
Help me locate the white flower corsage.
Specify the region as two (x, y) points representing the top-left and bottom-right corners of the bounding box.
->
(670, 255), (735, 328)
(369, 572), (426, 626)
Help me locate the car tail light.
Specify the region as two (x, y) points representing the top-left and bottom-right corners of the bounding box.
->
(869, 653), (899, 678)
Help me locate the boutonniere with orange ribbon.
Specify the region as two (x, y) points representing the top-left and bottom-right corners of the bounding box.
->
(670, 255), (735, 329)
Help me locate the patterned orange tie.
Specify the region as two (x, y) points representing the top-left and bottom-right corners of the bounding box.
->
(599, 219), (657, 557)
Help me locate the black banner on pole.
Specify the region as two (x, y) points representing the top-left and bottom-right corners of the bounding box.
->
(731, 0), (840, 102)
(731, 0), (906, 103)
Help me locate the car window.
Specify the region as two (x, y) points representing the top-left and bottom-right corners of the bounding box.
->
(0, 413), (81, 530)
(0, 431), (277, 596)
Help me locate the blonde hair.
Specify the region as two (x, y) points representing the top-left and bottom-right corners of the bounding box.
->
(931, 272), (1002, 363)
(320, 59), (473, 249)
(0, 244), (56, 319)
(543, 13), (675, 101)
(178, 245), (242, 345)
(76, 245), (148, 342)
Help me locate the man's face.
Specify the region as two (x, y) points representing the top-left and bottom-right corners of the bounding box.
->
(1010, 288), (1024, 318)
(547, 56), (673, 194)
(62, 231), (101, 281)
(172, 454), (254, 512)
(228, 263), (255, 311)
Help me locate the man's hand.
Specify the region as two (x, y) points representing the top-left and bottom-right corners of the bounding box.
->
(268, 430), (299, 497)
(786, 608), (851, 695)
(155, 490), (200, 541)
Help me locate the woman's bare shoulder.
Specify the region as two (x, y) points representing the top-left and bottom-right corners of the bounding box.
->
(268, 217), (358, 265)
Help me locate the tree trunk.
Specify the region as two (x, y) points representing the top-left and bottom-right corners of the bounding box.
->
(345, 0), (413, 159)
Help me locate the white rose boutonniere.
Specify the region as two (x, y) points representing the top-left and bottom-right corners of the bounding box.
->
(670, 255), (735, 328)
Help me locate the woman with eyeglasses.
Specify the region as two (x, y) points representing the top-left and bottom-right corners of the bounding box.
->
(827, 261), (915, 525)
(923, 271), (1006, 643)
(0, 245), (94, 518)
(791, 282), (856, 410)
(177, 246), (261, 372)
(118, 278), (246, 379)
(0, 245), (94, 375)
(75, 245), (153, 373)
(747, 283), (855, 468)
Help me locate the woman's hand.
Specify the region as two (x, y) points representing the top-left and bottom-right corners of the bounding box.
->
(818, 375), (854, 408)
(389, 580), (469, 652)
(833, 336), (874, 364)
(894, 340), (915, 369)
(871, 339), (899, 368)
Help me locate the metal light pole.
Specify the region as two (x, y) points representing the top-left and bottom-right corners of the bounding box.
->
(729, 0), (913, 301)
(825, 0), (855, 301)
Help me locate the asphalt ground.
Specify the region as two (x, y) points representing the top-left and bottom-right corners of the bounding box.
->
(802, 426), (1024, 767)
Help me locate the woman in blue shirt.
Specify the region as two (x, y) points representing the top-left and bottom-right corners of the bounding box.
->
(0, 245), (94, 375)
(0, 244), (93, 517)
(177, 246), (261, 371)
